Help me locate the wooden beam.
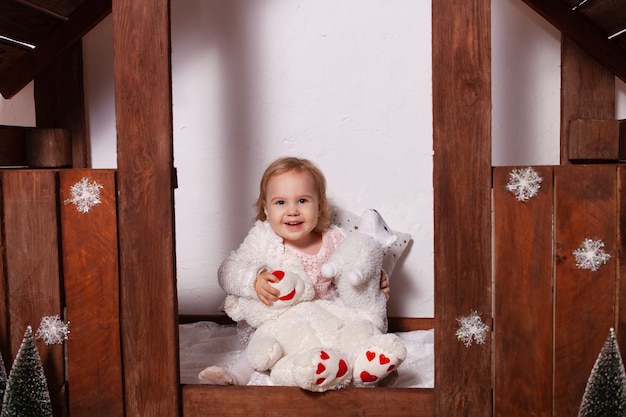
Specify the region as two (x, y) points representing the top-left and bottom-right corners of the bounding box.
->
(112, 1), (179, 416)
(35, 41), (90, 168)
(0, 0), (111, 99)
(433, 1), (492, 416)
(183, 386), (435, 417)
(520, 0), (626, 84)
(560, 38), (615, 164)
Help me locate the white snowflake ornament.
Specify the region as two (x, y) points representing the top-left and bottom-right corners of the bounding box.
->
(573, 238), (611, 272)
(64, 177), (103, 213)
(456, 311), (489, 347)
(506, 167), (542, 201)
(35, 315), (70, 345)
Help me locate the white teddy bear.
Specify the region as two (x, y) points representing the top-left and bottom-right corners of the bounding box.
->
(222, 209), (407, 392)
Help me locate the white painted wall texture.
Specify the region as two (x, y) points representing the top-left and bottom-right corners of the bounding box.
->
(3, 0), (626, 318)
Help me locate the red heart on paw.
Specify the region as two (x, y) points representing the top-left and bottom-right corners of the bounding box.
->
(360, 371), (378, 383)
(316, 377), (326, 385)
(320, 351), (330, 360)
(379, 354), (391, 365)
(272, 270), (285, 280)
(278, 289), (296, 301)
(366, 351), (376, 362)
(388, 365), (395, 372)
(316, 363), (326, 375)
(336, 359), (348, 378)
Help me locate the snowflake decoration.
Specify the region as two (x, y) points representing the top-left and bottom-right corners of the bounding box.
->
(456, 311), (489, 347)
(35, 315), (70, 345)
(505, 167), (543, 201)
(573, 238), (611, 272)
(64, 177), (103, 213)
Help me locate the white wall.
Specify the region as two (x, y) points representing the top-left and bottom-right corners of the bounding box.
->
(85, 0), (432, 317)
(0, 82), (35, 126)
(169, 0), (433, 317)
(5, 1), (624, 318)
(492, 0), (561, 166)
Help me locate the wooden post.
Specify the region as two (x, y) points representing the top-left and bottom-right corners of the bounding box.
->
(433, 0), (492, 415)
(112, 1), (180, 416)
(35, 43), (90, 168)
(560, 38), (615, 164)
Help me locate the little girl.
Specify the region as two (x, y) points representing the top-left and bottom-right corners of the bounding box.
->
(199, 156), (388, 385)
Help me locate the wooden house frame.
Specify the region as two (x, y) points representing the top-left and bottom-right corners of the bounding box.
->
(1, 0), (625, 415)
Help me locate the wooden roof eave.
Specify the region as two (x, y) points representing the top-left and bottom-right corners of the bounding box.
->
(521, 0), (626, 84)
(0, 0), (111, 99)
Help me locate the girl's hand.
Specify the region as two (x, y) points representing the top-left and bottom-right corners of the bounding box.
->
(380, 270), (390, 295)
(255, 270), (281, 306)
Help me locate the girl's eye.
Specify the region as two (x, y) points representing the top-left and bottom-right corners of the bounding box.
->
(276, 200), (285, 205)
(298, 198), (308, 204)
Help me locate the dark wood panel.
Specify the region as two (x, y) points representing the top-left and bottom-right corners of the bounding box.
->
(35, 42), (90, 168)
(183, 385), (434, 417)
(561, 38), (615, 164)
(1, 170), (67, 417)
(432, 1), (492, 416)
(0, 0), (111, 99)
(60, 170), (123, 417)
(21, 0), (87, 18)
(0, 39), (30, 76)
(0, 126), (27, 166)
(553, 165), (617, 417)
(112, 1), (179, 416)
(0, 0), (63, 46)
(493, 166), (554, 416)
(576, 0), (626, 37)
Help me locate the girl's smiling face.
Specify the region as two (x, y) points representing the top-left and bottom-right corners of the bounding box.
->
(264, 170), (321, 250)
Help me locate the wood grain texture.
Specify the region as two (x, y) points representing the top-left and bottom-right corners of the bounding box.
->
(60, 170), (124, 417)
(0, 0), (111, 99)
(568, 119), (621, 162)
(433, 0), (492, 416)
(619, 167), (626, 354)
(35, 42), (90, 168)
(183, 385), (434, 417)
(560, 38), (615, 164)
(553, 165), (617, 417)
(1, 170), (66, 417)
(493, 166), (554, 416)
(112, 1), (179, 416)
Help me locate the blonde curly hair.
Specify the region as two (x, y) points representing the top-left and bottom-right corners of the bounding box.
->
(255, 157), (330, 231)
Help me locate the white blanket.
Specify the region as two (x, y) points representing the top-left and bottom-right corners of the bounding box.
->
(179, 321), (434, 388)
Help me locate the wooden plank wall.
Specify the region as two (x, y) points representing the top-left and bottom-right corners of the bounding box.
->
(493, 165), (620, 416)
(493, 166), (554, 416)
(560, 38), (615, 164)
(59, 170), (124, 417)
(0, 169), (123, 417)
(0, 170), (66, 417)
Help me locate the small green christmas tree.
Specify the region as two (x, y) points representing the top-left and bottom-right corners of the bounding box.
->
(0, 326), (52, 417)
(578, 328), (626, 417)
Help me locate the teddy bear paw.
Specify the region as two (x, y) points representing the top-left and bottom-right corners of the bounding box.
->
(198, 366), (237, 385)
(274, 348), (352, 392)
(312, 349), (350, 390)
(352, 347), (403, 387)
